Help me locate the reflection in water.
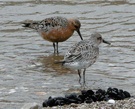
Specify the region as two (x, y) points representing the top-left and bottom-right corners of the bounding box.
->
(37, 54), (76, 75)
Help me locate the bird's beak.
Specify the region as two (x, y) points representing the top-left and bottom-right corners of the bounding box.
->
(76, 29), (83, 40)
(103, 39), (111, 45)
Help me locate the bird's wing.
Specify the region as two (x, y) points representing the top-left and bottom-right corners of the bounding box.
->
(64, 41), (99, 63)
(22, 17), (68, 31)
(38, 17), (68, 32)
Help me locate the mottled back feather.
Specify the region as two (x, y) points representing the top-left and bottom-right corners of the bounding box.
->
(64, 39), (99, 63)
(30, 16), (68, 32)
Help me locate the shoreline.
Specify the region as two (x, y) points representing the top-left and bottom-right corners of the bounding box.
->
(44, 98), (135, 109)
(22, 97), (135, 109)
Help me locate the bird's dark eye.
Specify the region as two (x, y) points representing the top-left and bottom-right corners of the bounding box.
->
(97, 37), (102, 40)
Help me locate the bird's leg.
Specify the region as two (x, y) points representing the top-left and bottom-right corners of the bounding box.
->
(53, 42), (56, 54)
(56, 42), (59, 54)
(78, 69), (81, 85)
(83, 68), (86, 86)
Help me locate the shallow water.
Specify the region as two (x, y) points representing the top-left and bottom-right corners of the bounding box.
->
(0, 0), (135, 108)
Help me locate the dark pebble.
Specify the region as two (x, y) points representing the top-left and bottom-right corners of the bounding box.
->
(55, 100), (65, 106)
(107, 87), (113, 93)
(110, 90), (118, 98)
(85, 98), (93, 103)
(113, 88), (119, 93)
(91, 95), (97, 102)
(42, 100), (48, 107)
(81, 90), (87, 97)
(104, 94), (110, 101)
(65, 93), (77, 99)
(65, 93), (82, 103)
(87, 90), (94, 95)
(78, 94), (85, 102)
(96, 89), (106, 95)
(42, 87), (131, 107)
(46, 97), (56, 107)
(124, 91), (131, 98)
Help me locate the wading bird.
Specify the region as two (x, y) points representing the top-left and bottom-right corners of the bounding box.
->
(22, 16), (83, 54)
(56, 32), (110, 85)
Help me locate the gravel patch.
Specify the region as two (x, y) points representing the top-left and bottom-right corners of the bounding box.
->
(44, 98), (135, 109)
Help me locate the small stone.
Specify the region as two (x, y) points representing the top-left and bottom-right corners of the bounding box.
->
(113, 88), (118, 93)
(123, 91), (131, 98)
(85, 98), (93, 103)
(107, 87), (112, 93)
(118, 89), (124, 94)
(108, 99), (115, 104)
(46, 98), (56, 107)
(110, 90), (118, 99)
(86, 90), (94, 95)
(81, 90), (87, 96)
(104, 94), (110, 101)
(91, 95), (97, 102)
(55, 99), (64, 106)
(42, 100), (48, 107)
(78, 94), (85, 102)
(65, 93), (77, 99)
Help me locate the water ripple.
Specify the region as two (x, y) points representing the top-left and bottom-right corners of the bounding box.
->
(0, 0), (135, 108)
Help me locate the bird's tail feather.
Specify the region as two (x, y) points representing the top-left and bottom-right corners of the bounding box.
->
(22, 21), (39, 29)
(22, 23), (31, 28)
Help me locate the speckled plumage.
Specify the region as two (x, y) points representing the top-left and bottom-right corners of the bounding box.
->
(58, 32), (110, 85)
(22, 16), (83, 53)
(29, 17), (68, 32)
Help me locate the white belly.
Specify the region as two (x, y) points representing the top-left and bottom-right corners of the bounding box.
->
(63, 61), (94, 70)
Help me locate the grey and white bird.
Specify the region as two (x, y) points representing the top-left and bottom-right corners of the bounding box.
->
(56, 32), (110, 85)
